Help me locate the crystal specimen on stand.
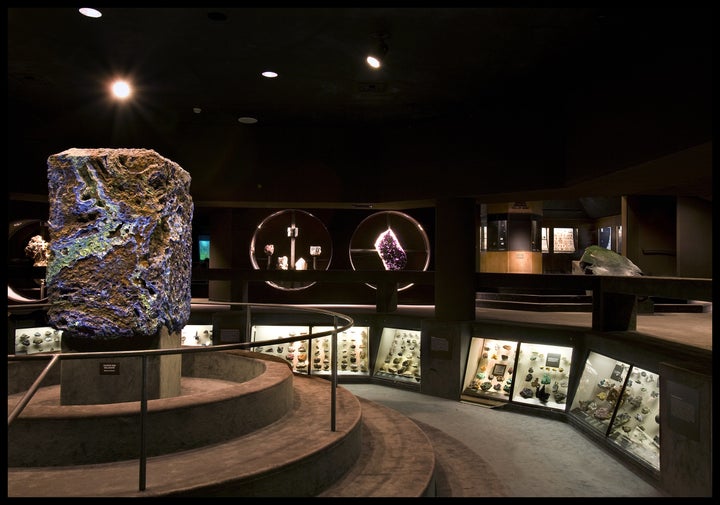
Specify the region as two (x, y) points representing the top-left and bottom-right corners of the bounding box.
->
(374, 228), (407, 271)
(45, 148), (193, 348)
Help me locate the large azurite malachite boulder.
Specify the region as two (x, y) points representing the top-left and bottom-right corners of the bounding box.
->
(45, 148), (193, 349)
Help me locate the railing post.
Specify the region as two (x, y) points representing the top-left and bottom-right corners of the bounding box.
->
(331, 316), (338, 432)
(245, 305), (252, 346)
(139, 355), (148, 491)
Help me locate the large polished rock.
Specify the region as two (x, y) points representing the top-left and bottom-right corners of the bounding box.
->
(45, 148), (193, 349)
(579, 245), (643, 276)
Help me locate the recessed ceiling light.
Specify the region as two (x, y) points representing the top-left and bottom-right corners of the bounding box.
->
(261, 71), (278, 78)
(79, 8), (102, 18)
(238, 117), (258, 124)
(111, 80), (131, 99)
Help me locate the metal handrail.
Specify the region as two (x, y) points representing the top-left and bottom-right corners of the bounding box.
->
(7, 302), (354, 492)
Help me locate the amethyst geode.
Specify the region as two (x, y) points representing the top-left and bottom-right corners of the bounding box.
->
(374, 228), (407, 271)
(45, 148), (193, 348)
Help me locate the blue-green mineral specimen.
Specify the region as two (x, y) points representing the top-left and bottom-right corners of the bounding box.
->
(45, 148), (193, 347)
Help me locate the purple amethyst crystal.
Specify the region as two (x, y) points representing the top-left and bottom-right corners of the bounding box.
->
(374, 228), (407, 270)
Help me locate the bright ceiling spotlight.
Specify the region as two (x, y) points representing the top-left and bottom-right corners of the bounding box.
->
(111, 80), (131, 99)
(79, 8), (102, 18)
(261, 71), (278, 78)
(366, 33), (389, 69)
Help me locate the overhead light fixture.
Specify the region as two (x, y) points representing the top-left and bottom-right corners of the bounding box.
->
(79, 8), (102, 18)
(111, 79), (131, 99)
(261, 71), (278, 78)
(366, 33), (389, 69)
(238, 117), (258, 124)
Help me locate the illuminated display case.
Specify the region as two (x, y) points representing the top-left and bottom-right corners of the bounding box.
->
(511, 342), (574, 411)
(349, 211), (430, 291)
(251, 325), (310, 373)
(462, 338), (574, 411)
(249, 209), (332, 291)
(461, 338), (518, 402)
(14, 327), (62, 354)
(310, 326), (370, 375)
(569, 351), (660, 471)
(181, 325), (214, 346)
(482, 213), (542, 252)
(373, 327), (421, 384)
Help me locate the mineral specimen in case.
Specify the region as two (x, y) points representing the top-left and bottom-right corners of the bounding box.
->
(374, 228), (407, 271)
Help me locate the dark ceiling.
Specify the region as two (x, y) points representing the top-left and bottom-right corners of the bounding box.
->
(7, 7), (713, 211)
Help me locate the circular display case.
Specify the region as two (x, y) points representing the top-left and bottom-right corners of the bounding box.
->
(349, 211), (430, 291)
(249, 209), (332, 291)
(8, 219), (50, 303)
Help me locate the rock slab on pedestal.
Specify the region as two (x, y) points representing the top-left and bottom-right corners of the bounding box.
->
(45, 148), (193, 348)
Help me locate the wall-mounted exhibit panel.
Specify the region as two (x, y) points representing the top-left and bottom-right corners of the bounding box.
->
(349, 211), (430, 291)
(249, 209), (333, 290)
(569, 351), (660, 472)
(373, 327), (422, 384)
(14, 326), (62, 354)
(181, 324), (214, 346)
(251, 325), (310, 373)
(462, 338), (518, 403)
(310, 325), (370, 375)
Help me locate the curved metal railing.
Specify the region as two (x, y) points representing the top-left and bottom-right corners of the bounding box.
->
(7, 302), (354, 492)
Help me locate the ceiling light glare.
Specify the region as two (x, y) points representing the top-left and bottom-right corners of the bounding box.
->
(366, 56), (381, 69)
(79, 8), (102, 18)
(193, 107), (202, 114)
(238, 117), (258, 124)
(111, 80), (131, 99)
(261, 71), (278, 78)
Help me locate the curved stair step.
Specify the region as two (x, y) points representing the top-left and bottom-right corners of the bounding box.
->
(8, 375), (362, 497)
(318, 397), (436, 497)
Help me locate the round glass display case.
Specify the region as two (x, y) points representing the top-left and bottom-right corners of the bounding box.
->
(249, 209), (332, 291)
(8, 219), (50, 303)
(349, 211), (430, 291)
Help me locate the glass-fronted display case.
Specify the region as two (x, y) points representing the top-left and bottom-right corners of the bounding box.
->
(606, 365), (660, 470)
(462, 338), (518, 402)
(373, 327), (421, 383)
(569, 351), (660, 471)
(251, 325), (310, 373)
(14, 326), (62, 354)
(181, 325), (214, 346)
(310, 325), (370, 375)
(570, 352), (631, 434)
(511, 342), (573, 411)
